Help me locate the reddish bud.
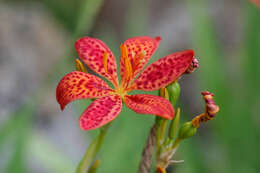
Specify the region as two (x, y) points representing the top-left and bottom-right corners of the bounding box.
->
(201, 91), (219, 118)
(192, 91), (219, 128)
(185, 58), (199, 74)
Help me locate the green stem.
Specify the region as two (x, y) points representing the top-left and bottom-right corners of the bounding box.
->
(171, 138), (181, 149)
(76, 124), (111, 173)
(88, 160), (101, 173)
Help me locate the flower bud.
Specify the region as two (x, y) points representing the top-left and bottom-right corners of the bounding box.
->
(178, 122), (197, 139)
(185, 58), (199, 74)
(191, 91), (220, 127)
(168, 108), (180, 139)
(201, 91), (219, 118)
(166, 81), (180, 107)
(157, 119), (168, 147)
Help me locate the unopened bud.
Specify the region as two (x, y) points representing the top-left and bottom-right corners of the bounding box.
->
(157, 119), (168, 147)
(185, 58), (199, 74)
(192, 91), (219, 128)
(166, 81), (180, 107)
(201, 91), (219, 118)
(178, 122), (197, 139)
(168, 108), (180, 139)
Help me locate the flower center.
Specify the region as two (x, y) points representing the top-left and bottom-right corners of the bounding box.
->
(115, 85), (128, 99)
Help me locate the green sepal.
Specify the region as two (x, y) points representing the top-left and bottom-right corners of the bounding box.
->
(178, 121), (197, 139)
(168, 108), (181, 139)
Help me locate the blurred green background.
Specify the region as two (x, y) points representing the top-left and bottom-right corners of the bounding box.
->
(0, 0), (260, 173)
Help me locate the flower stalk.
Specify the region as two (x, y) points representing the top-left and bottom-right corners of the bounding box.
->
(76, 123), (111, 173)
(88, 160), (101, 173)
(137, 124), (158, 173)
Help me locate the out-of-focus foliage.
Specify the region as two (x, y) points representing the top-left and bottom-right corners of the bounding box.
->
(0, 0), (260, 173)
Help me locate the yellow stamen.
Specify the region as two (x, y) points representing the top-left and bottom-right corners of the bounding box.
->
(125, 55), (133, 80)
(75, 59), (87, 73)
(120, 44), (133, 81)
(115, 86), (128, 99)
(103, 51), (109, 73)
(160, 87), (169, 100)
(120, 44), (127, 60)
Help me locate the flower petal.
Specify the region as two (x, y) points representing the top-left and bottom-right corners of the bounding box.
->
(124, 94), (174, 119)
(79, 95), (122, 130)
(250, 0), (260, 8)
(129, 50), (194, 91)
(56, 71), (114, 110)
(75, 37), (119, 87)
(120, 36), (161, 82)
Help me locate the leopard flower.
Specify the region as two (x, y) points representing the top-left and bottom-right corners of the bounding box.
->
(56, 36), (194, 130)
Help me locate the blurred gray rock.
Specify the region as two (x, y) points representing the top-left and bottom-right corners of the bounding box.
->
(0, 3), (88, 172)
(0, 3), (67, 121)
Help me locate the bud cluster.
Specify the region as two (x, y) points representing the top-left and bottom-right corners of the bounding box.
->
(192, 91), (220, 128)
(154, 59), (220, 172)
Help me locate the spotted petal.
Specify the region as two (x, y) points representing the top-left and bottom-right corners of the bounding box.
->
(124, 94), (174, 119)
(79, 95), (122, 130)
(120, 36), (161, 82)
(129, 50), (194, 91)
(250, 0), (260, 8)
(56, 71), (114, 110)
(75, 37), (119, 86)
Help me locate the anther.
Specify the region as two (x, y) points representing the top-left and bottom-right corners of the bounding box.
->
(103, 51), (109, 73)
(120, 44), (133, 81)
(75, 59), (87, 73)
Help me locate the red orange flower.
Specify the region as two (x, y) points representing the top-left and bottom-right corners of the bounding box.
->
(56, 36), (194, 130)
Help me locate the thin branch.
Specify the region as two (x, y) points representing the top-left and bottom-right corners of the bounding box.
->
(137, 124), (157, 173)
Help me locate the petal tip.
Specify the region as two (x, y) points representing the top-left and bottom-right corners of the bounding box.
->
(74, 36), (91, 51)
(79, 115), (94, 131)
(155, 36), (162, 42)
(79, 118), (88, 131)
(60, 104), (65, 111)
(167, 112), (175, 120)
(74, 37), (83, 50)
(185, 49), (195, 56)
(161, 105), (175, 120)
